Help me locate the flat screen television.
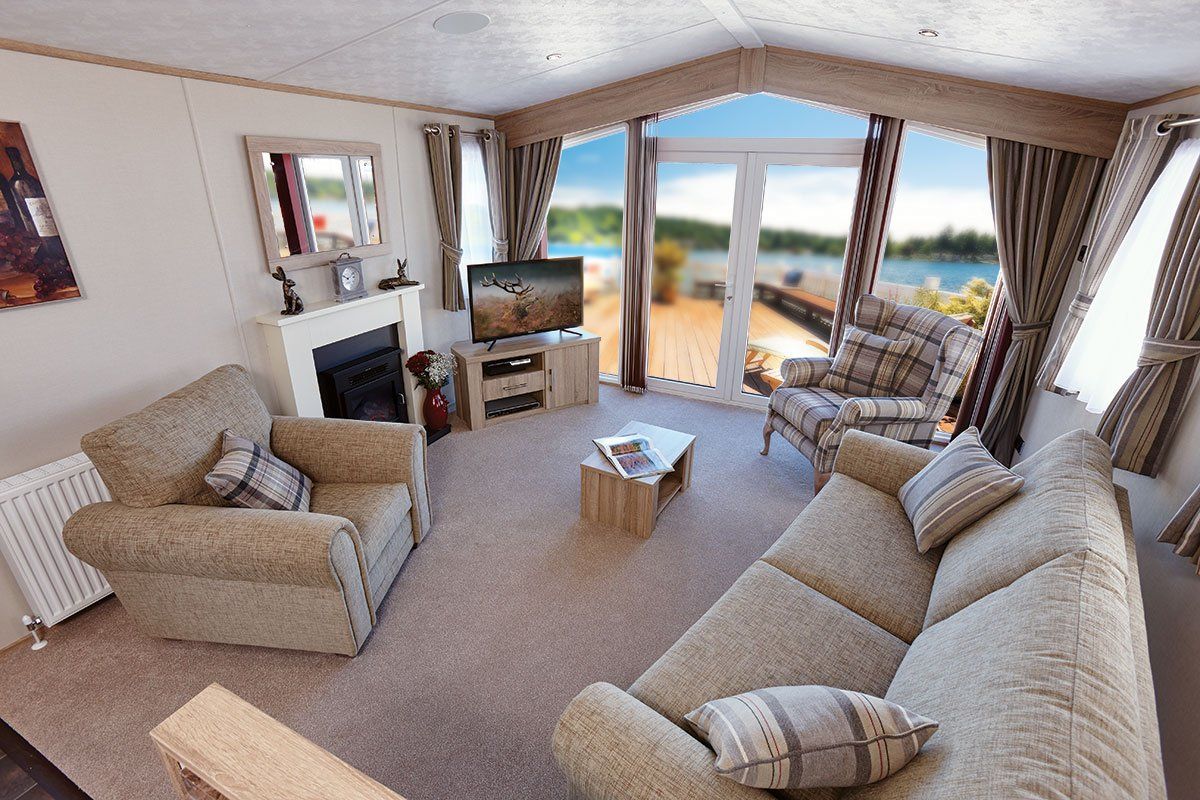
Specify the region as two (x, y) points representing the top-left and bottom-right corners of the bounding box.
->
(467, 257), (584, 344)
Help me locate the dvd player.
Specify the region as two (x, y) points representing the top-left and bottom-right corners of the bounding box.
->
(483, 356), (534, 377)
(485, 393), (541, 419)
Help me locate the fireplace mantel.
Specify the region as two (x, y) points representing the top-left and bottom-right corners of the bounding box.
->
(255, 285), (427, 424)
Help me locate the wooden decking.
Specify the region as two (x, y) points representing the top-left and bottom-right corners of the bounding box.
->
(583, 293), (829, 391)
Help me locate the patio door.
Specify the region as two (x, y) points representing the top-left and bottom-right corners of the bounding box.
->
(648, 138), (863, 404)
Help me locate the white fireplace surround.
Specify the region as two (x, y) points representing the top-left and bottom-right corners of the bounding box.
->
(255, 285), (427, 425)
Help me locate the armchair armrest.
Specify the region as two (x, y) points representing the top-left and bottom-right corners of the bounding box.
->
(552, 682), (773, 800)
(832, 396), (929, 428)
(778, 356), (833, 388)
(271, 417), (431, 543)
(833, 429), (937, 496)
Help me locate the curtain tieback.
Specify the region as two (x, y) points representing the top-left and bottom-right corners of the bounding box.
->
(440, 241), (464, 261)
(491, 236), (509, 252)
(1067, 293), (1094, 316)
(1137, 337), (1200, 367)
(1011, 320), (1053, 340)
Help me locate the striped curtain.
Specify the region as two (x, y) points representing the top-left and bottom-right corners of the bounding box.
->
(1159, 482), (1200, 572)
(1098, 154), (1200, 476)
(505, 137), (563, 261)
(424, 123), (464, 311)
(828, 114), (906, 357)
(979, 138), (1105, 465)
(951, 277), (1011, 435)
(1038, 114), (1182, 391)
(480, 129), (510, 261)
(618, 114), (658, 393)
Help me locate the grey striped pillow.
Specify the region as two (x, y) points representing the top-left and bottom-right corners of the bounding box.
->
(899, 426), (1024, 553)
(685, 686), (937, 789)
(204, 430), (312, 512)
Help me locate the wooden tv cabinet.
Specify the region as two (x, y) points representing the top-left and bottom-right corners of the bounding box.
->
(451, 330), (600, 429)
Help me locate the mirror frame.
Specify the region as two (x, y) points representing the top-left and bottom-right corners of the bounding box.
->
(245, 135), (391, 272)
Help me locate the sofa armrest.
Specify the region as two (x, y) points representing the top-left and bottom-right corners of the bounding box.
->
(271, 416), (431, 543)
(832, 397), (929, 428)
(64, 502), (371, 607)
(832, 429), (937, 496)
(778, 356), (833, 388)
(552, 682), (774, 800)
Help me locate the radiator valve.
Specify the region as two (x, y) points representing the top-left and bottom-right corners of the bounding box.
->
(22, 615), (47, 651)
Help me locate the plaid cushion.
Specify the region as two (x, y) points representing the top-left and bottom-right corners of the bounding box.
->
(204, 430), (312, 512)
(770, 387), (849, 443)
(686, 685), (938, 789)
(820, 326), (920, 396)
(899, 427), (1024, 553)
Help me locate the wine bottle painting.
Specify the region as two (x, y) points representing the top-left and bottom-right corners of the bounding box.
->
(0, 121), (80, 310)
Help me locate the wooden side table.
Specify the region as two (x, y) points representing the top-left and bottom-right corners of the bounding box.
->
(580, 421), (696, 538)
(151, 684), (406, 800)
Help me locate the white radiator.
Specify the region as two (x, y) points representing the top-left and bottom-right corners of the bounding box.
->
(0, 453), (112, 626)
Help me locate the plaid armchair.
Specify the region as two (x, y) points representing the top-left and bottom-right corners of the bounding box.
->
(761, 295), (983, 479)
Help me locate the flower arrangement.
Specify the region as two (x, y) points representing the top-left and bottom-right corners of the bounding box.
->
(405, 349), (455, 390)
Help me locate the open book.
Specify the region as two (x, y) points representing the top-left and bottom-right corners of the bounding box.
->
(593, 433), (674, 480)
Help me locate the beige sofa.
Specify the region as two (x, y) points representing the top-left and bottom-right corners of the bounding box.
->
(553, 429), (1165, 799)
(63, 364), (431, 656)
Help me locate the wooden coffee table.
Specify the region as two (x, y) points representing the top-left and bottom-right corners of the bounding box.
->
(580, 421), (696, 538)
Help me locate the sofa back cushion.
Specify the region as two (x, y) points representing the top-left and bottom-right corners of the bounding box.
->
(82, 364), (273, 508)
(844, 550), (1149, 800)
(923, 428), (1128, 627)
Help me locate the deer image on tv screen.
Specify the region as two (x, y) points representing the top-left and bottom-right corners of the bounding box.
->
(469, 258), (583, 341)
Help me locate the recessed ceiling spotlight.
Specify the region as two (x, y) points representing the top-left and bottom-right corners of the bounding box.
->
(545, 52), (564, 61)
(432, 11), (491, 35)
(917, 28), (940, 38)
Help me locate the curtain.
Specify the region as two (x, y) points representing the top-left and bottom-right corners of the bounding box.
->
(618, 115), (658, 393)
(828, 114), (907, 357)
(1098, 149), (1200, 477)
(505, 137), (563, 261)
(1038, 114), (1183, 391)
(952, 278), (1011, 435)
(459, 135), (495, 277)
(979, 138), (1105, 464)
(424, 123), (464, 311)
(1056, 139), (1200, 411)
(480, 129), (509, 261)
(1159, 482), (1200, 573)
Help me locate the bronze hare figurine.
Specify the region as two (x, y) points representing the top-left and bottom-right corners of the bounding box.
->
(379, 258), (419, 291)
(272, 266), (304, 315)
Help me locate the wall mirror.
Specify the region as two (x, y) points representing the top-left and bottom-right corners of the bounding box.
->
(245, 136), (390, 271)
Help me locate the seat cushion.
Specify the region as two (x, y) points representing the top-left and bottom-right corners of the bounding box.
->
(923, 429), (1128, 627)
(845, 550), (1147, 800)
(310, 482), (411, 568)
(770, 387), (851, 444)
(81, 364), (273, 508)
(761, 474), (938, 644)
(629, 561), (908, 731)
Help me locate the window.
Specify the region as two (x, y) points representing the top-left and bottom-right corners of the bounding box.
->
(882, 128), (999, 431)
(546, 127), (627, 376)
(459, 135), (494, 290)
(656, 94), (867, 138)
(1056, 137), (1200, 411)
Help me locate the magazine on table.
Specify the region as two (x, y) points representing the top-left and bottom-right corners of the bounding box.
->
(593, 433), (673, 480)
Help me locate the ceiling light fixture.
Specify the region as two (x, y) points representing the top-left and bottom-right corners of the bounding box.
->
(432, 11), (491, 35)
(917, 28), (940, 38)
(545, 52), (564, 61)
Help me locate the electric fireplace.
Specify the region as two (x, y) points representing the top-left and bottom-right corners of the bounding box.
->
(317, 347), (409, 423)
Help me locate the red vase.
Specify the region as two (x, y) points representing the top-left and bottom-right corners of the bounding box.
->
(422, 385), (449, 430)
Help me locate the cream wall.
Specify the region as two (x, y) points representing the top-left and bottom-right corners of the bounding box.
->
(0, 49), (486, 646)
(1018, 94), (1200, 799)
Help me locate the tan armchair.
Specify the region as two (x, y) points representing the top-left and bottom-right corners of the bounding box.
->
(761, 295), (982, 488)
(63, 364), (430, 656)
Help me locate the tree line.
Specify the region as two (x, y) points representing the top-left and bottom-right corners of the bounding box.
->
(547, 205), (998, 263)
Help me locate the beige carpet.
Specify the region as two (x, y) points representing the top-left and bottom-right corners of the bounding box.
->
(0, 386), (813, 800)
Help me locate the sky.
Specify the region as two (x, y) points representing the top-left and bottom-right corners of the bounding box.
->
(549, 94), (995, 239)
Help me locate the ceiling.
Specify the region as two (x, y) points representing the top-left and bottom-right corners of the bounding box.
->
(2, 0), (1197, 115)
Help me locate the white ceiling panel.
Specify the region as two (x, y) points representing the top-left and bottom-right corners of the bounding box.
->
(740, 0), (1200, 103)
(0, 0), (441, 80)
(273, 0), (718, 114)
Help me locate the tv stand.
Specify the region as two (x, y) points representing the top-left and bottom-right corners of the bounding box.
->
(452, 330), (600, 430)
(559, 328), (584, 337)
(485, 339), (498, 352)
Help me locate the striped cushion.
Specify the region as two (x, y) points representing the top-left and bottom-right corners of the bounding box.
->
(685, 685), (937, 790)
(820, 326), (919, 396)
(204, 430), (312, 512)
(899, 426), (1024, 553)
